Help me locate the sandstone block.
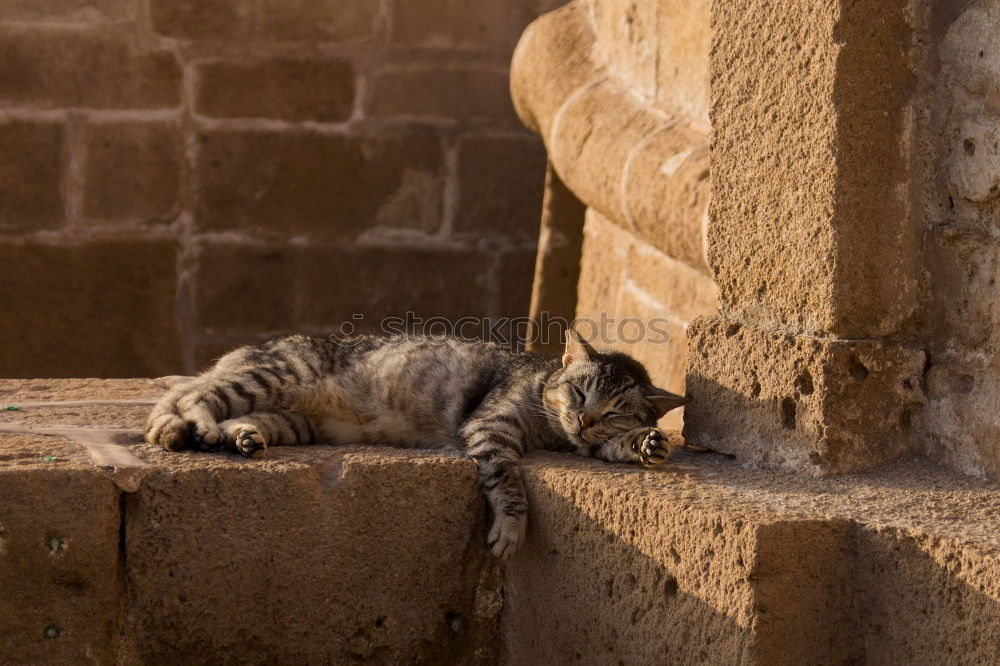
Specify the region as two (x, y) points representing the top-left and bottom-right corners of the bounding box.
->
(496, 249), (538, 336)
(369, 67), (516, 122)
(684, 316), (927, 474)
(195, 57), (355, 122)
(524, 166), (586, 356)
(0, 27), (181, 109)
(0, 460), (120, 664)
(293, 246), (492, 333)
(709, 0), (920, 337)
(121, 447), (497, 664)
(0, 0), (126, 22)
(0, 121), (65, 232)
(82, 121), (183, 224)
(194, 130), (444, 237)
(511, 4), (710, 273)
(151, 0), (378, 42)
(454, 135), (545, 237)
(0, 240), (181, 377)
(193, 242), (296, 334)
(392, 0), (541, 50)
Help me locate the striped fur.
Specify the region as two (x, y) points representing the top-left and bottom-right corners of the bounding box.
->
(145, 331), (687, 559)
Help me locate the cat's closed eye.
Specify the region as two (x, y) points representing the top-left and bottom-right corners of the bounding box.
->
(569, 385), (585, 403)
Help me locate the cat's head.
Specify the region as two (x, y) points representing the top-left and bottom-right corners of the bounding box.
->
(543, 330), (688, 448)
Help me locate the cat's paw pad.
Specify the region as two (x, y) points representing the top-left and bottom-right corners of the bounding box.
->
(634, 428), (670, 466)
(189, 421), (223, 451)
(234, 427), (266, 458)
(488, 514), (526, 561)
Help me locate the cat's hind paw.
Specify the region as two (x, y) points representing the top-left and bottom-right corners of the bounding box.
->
(488, 514), (526, 560)
(228, 425), (266, 458)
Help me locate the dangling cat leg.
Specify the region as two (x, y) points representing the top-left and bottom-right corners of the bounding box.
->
(463, 419), (529, 558)
(218, 410), (316, 457)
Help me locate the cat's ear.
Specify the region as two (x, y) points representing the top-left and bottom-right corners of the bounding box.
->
(562, 329), (596, 367)
(646, 387), (689, 418)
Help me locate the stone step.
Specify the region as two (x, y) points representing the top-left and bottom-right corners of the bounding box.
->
(1, 380), (997, 664)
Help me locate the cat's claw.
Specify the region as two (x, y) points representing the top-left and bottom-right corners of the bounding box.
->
(488, 515), (526, 560)
(234, 427), (266, 458)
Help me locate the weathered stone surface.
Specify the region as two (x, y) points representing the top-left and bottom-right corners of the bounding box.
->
(919, 1), (1000, 480)
(194, 130), (443, 237)
(195, 57), (355, 122)
(82, 121), (183, 223)
(496, 248), (538, 333)
(525, 166), (585, 356)
(0, 27), (181, 109)
(370, 67), (516, 122)
(0, 121), (65, 232)
(578, 0), (710, 125)
(709, 0), (921, 338)
(0, 0), (126, 22)
(0, 462), (121, 665)
(150, 0), (378, 42)
(0, 240), (182, 377)
(193, 242), (297, 334)
(122, 446), (498, 664)
(509, 452), (1000, 665)
(293, 246), (493, 334)
(511, 3), (710, 273)
(392, 0), (544, 50)
(454, 135), (546, 237)
(685, 316), (927, 475)
(2, 380), (1000, 663)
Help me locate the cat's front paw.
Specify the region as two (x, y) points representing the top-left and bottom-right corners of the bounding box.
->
(632, 428), (670, 466)
(488, 514), (526, 560)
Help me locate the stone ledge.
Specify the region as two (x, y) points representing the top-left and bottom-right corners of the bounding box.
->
(1, 380), (998, 664)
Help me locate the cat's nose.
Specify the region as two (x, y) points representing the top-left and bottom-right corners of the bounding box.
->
(579, 414), (593, 430)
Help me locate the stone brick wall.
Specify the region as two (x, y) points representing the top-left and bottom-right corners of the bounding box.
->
(0, 0), (560, 378)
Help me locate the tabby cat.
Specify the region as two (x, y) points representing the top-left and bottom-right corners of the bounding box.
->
(145, 331), (688, 559)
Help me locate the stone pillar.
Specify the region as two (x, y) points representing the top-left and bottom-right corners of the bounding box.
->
(684, 0), (927, 474)
(525, 165), (585, 356)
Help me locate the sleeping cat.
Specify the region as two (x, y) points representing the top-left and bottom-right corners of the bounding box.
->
(145, 331), (688, 559)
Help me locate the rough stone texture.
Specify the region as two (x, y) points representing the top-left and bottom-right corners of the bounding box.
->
(122, 448), (498, 664)
(0, 0), (127, 22)
(918, 0), (1000, 480)
(0, 27), (181, 110)
(511, 3), (710, 274)
(506, 450), (1000, 665)
(194, 130), (445, 238)
(0, 451), (120, 664)
(150, 0), (379, 42)
(525, 166), (586, 356)
(0, 0), (549, 378)
(370, 67), (516, 122)
(454, 135), (546, 237)
(82, 121), (183, 224)
(195, 58), (355, 122)
(2, 380), (1000, 662)
(575, 210), (718, 431)
(578, 0), (710, 126)
(0, 121), (65, 232)
(0, 241), (181, 378)
(709, 0), (921, 339)
(685, 317), (927, 475)
(392, 0), (556, 50)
